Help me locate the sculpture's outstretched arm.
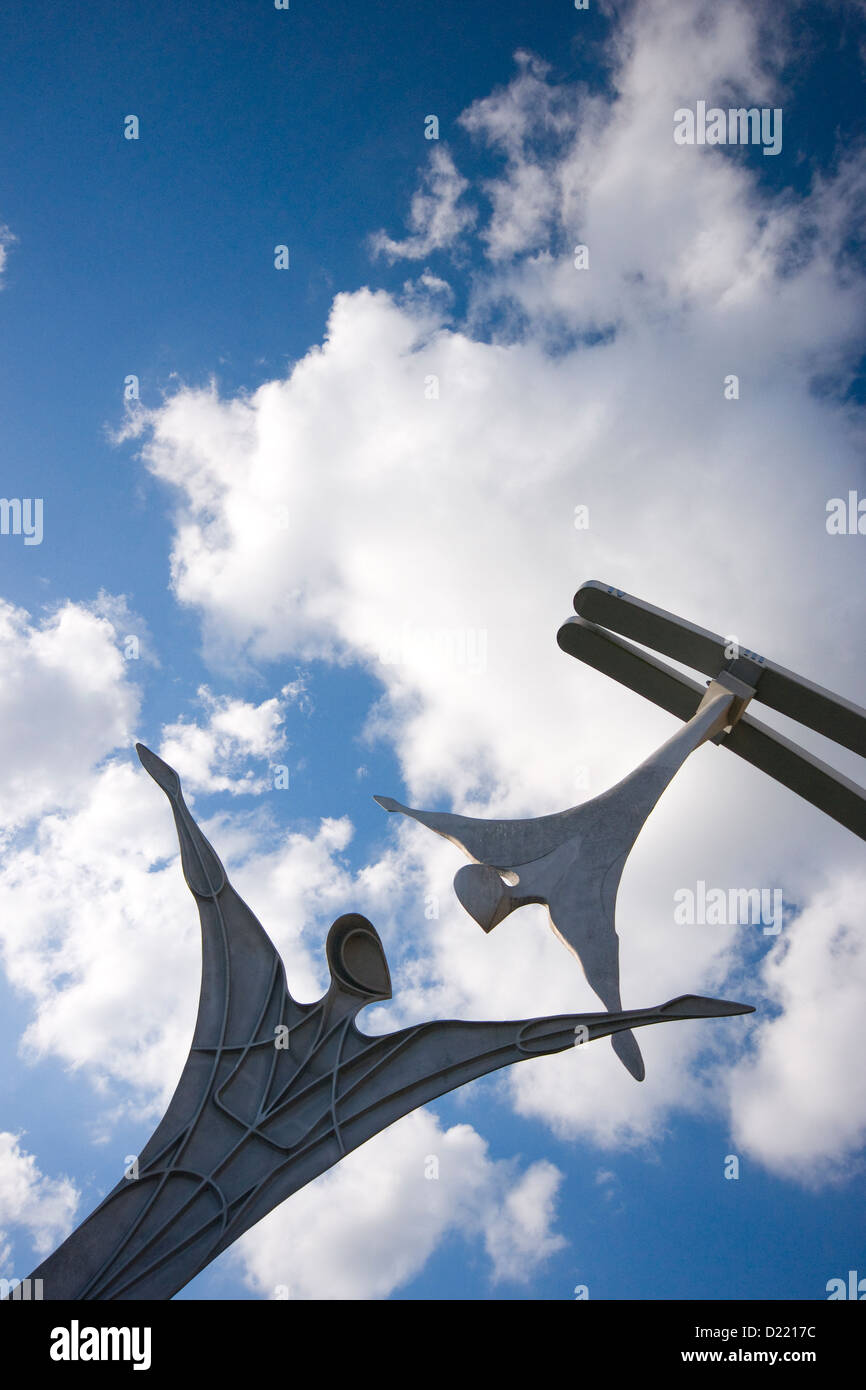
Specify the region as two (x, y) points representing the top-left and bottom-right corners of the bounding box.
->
(344, 991), (752, 1132)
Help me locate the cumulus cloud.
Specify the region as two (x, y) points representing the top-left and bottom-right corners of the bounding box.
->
(370, 146), (477, 261)
(0, 598), (140, 835)
(727, 870), (866, 1183)
(459, 50), (580, 261)
(0, 1133), (79, 1262)
(483, 1157), (566, 1283)
(158, 681), (307, 794)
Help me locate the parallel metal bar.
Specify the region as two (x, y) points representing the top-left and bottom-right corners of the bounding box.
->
(558, 616), (866, 841)
(573, 581), (866, 757)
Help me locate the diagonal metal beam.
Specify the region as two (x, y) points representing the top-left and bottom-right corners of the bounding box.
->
(558, 614), (866, 841)
(572, 580), (866, 757)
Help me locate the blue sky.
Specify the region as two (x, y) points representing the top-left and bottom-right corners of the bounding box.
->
(0, 0), (865, 1302)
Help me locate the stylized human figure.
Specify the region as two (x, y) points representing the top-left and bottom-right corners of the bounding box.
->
(376, 687), (740, 1081)
(27, 740), (751, 1301)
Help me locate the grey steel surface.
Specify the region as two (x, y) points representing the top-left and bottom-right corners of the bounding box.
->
(23, 744), (753, 1300)
(558, 614), (866, 840)
(376, 689), (739, 1082)
(574, 581), (866, 757)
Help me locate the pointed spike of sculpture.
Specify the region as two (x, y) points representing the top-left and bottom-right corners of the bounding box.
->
(135, 741), (181, 797)
(136, 741), (226, 899)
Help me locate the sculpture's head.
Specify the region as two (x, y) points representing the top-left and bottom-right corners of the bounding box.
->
(326, 914), (392, 1002)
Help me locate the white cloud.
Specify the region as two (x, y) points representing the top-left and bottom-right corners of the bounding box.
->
(459, 50), (579, 261)
(370, 146), (477, 262)
(158, 681), (305, 794)
(0, 1133), (79, 1261)
(726, 871), (866, 1183)
(483, 1157), (566, 1283)
(0, 598), (140, 835)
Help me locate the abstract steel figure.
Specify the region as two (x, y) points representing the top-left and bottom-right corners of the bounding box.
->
(376, 683), (743, 1082)
(25, 742), (752, 1300)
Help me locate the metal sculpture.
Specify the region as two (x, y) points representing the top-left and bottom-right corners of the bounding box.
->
(377, 581), (866, 1082)
(24, 743), (752, 1300)
(376, 680), (745, 1080)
